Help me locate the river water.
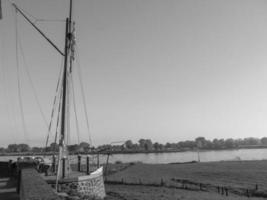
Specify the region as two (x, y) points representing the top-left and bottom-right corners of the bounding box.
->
(1, 148), (267, 164)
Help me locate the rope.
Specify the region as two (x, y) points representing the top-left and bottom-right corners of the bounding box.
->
(35, 19), (65, 23)
(17, 34), (48, 127)
(71, 75), (80, 144)
(15, 9), (28, 141)
(7, 0), (64, 24)
(54, 88), (63, 151)
(0, 17), (17, 142)
(44, 59), (64, 152)
(75, 47), (93, 146)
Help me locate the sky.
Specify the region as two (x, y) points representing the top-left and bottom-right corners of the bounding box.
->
(0, 0), (267, 147)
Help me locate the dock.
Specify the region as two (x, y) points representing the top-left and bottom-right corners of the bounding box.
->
(0, 162), (19, 200)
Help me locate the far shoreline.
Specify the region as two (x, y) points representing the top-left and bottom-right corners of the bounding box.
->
(1, 145), (267, 156)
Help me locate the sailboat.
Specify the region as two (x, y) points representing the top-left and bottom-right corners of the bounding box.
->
(1, 0), (106, 199)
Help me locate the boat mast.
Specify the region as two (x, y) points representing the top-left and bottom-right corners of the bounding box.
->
(59, 0), (73, 179)
(10, 0), (74, 179)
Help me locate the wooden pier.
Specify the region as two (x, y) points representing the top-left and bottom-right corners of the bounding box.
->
(0, 162), (19, 200)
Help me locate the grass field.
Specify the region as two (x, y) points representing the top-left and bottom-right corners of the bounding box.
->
(105, 184), (266, 200)
(104, 160), (267, 199)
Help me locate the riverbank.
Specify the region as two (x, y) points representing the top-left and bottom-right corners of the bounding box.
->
(1, 145), (267, 156)
(104, 160), (267, 199)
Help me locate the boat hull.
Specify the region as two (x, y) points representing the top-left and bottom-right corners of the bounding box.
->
(47, 167), (105, 199)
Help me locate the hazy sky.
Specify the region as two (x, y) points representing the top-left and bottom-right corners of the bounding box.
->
(1, 0), (267, 147)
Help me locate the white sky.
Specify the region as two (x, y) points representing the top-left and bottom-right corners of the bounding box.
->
(0, 0), (267, 147)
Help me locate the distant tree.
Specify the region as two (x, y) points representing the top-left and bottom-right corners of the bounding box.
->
(217, 139), (225, 149)
(165, 143), (178, 150)
(68, 144), (79, 153)
(18, 144), (30, 152)
(224, 138), (235, 149)
(79, 142), (90, 152)
(138, 139), (153, 151)
(32, 147), (42, 153)
(0, 147), (6, 153)
(165, 142), (172, 149)
(125, 140), (134, 149)
(195, 137), (206, 149)
(7, 144), (18, 152)
(261, 137), (267, 145)
(205, 140), (213, 149)
(243, 137), (260, 146)
(50, 142), (59, 152)
(138, 139), (146, 149)
(153, 142), (160, 151)
(233, 138), (243, 148)
(132, 144), (139, 150)
(143, 139), (153, 151)
(158, 144), (165, 150)
(212, 139), (220, 149)
(178, 140), (195, 149)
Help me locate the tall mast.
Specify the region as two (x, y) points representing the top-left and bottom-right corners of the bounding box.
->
(9, 0), (74, 180)
(59, 0), (73, 179)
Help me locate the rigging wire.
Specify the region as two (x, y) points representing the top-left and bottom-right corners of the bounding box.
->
(7, 0), (37, 21)
(35, 19), (65, 23)
(17, 35), (48, 127)
(0, 13), (17, 142)
(7, 0), (65, 24)
(15, 8), (28, 141)
(54, 88), (63, 151)
(75, 47), (93, 146)
(70, 75), (80, 144)
(44, 58), (64, 152)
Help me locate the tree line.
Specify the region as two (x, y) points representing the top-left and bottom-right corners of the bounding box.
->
(1, 137), (267, 154)
(119, 137), (267, 152)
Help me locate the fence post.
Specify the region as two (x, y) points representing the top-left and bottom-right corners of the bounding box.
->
(86, 156), (90, 175)
(16, 170), (21, 194)
(52, 155), (56, 173)
(62, 158), (65, 178)
(97, 153), (100, 168)
(78, 155), (81, 172)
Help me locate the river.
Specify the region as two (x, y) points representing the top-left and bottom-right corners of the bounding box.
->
(1, 148), (267, 164)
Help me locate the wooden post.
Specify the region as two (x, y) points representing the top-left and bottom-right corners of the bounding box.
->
(225, 187), (228, 196)
(97, 153), (100, 168)
(78, 155), (81, 172)
(86, 156), (90, 175)
(52, 155), (56, 173)
(105, 153), (110, 176)
(62, 158), (65, 178)
(16, 170), (21, 194)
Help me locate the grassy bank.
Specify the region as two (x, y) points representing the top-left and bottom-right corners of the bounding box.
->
(104, 160), (267, 199)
